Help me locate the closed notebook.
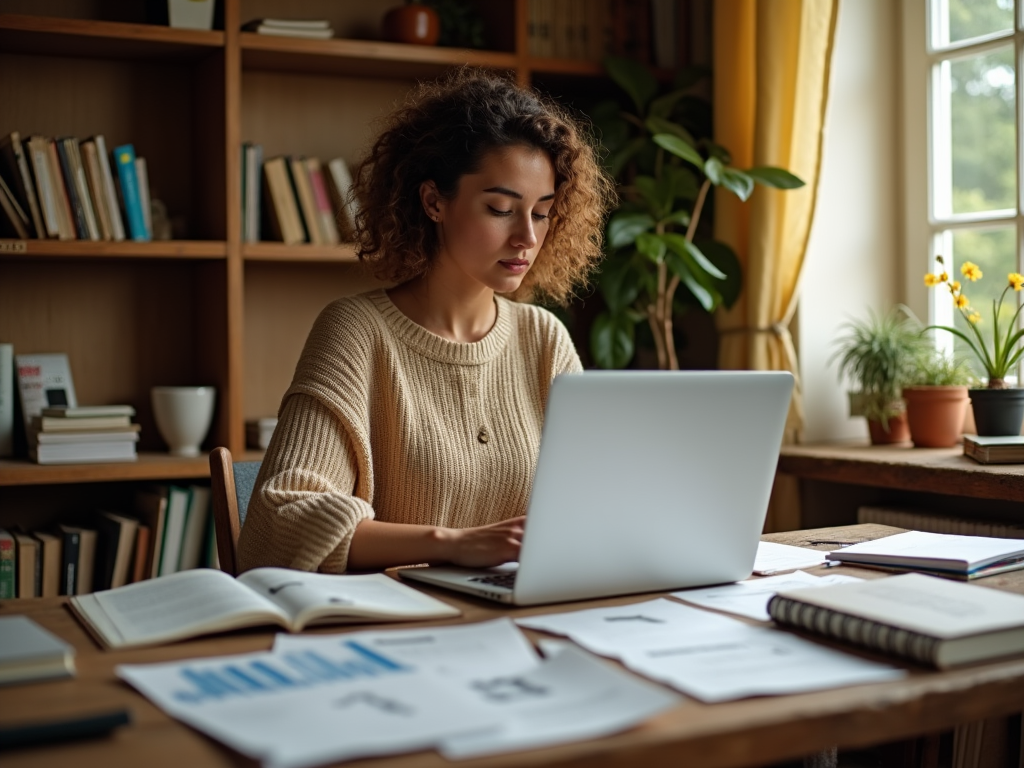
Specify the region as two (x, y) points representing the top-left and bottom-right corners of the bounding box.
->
(0, 616), (75, 686)
(768, 573), (1024, 669)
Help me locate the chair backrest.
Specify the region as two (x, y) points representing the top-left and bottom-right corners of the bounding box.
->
(209, 447), (261, 577)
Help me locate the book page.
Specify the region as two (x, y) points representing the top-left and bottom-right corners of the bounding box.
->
(672, 571), (863, 621)
(237, 568), (459, 628)
(85, 569), (287, 647)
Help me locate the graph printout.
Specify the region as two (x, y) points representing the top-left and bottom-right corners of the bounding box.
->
(117, 641), (493, 768)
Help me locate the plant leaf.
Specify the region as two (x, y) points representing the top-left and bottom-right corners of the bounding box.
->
(664, 251), (717, 311)
(604, 56), (658, 115)
(634, 175), (668, 218)
(598, 255), (642, 312)
(590, 310), (636, 369)
(635, 232), (666, 263)
(694, 239), (743, 308)
(665, 166), (700, 200)
(704, 156), (724, 185)
(607, 136), (646, 180)
(607, 211), (654, 249)
(648, 89), (690, 120)
(652, 134), (703, 168)
(662, 233), (727, 279)
(745, 166), (806, 189)
(645, 116), (696, 146)
(720, 168), (755, 201)
(660, 209), (691, 229)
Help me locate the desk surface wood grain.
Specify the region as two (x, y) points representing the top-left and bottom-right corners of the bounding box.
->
(2, 524), (1023, 768)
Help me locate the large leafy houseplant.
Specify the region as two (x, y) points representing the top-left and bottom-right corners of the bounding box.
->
(588, 58), (805, 369)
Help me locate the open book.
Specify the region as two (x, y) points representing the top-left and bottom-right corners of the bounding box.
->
(69, 568), (460, 650)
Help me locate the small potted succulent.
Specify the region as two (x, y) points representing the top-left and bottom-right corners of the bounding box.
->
(902, 353), (976, 448)
(833, 307), (931, 445)
(924, 257), (1024, 436)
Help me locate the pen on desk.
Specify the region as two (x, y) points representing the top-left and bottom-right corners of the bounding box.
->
(0, 709), (131, 750)
(807, 540), (857, 547)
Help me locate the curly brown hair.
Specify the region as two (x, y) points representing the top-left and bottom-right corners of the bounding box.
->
(352, 69), (613, 304)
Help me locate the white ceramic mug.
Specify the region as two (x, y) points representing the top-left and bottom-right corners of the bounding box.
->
(151, 386), (216, 457)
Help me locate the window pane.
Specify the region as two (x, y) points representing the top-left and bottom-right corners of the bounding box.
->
(939, 46), (1016, 215)
(941, 226), (1019, 379)
(936, 0), (1013, 47)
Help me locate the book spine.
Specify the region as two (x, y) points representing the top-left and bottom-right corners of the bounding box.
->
(26, 138), (60, 238)
(306, 159), (339, 245)
(4, 133), (45, 237)
(0, 343), (12, 457)
(67, 139), (100, 240)
(135, 157), (152, 237)
(767, 595), (941, 667)
(112, 144), (150, 242)
(93, 135), (125, 241)
(284, 157), (312, 243)
(55, 139), (89, 239)
(45, 140), (76, 240)
(59, 530), (80, 596)
(81, 141), (113, 240)
(0, 532), (15, 599)
(0, 177), (29, 238)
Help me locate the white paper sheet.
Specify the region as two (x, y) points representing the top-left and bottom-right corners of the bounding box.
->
(274, 618), (539, 681)
(117, 642), (491, 768)
(672, 571), (863, 621)
(754, 541), (830, 574)
(276, 619), (679, 760)
(517, 598), (904, 702)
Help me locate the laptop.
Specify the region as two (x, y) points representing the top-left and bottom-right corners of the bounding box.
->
(399, 370), (794, 606)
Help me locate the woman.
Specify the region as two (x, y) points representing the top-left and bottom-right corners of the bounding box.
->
(237, 70), (612, 574)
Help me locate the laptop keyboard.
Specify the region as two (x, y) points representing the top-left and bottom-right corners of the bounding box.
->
(468, 572), (517, 590)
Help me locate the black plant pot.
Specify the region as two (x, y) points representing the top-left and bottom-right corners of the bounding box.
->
(968, 388), (1024, 436)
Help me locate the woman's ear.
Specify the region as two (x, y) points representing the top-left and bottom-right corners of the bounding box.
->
(419, 181), (444, 223)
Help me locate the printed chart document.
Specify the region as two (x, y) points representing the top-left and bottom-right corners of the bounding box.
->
(517, 598), (904, 702)
(754, 541), (829, 575)
(672, 571), (863, 621)
(117, 642), (492, 768)
(71, 568), (459, 650)
(276, 619), (680, 759)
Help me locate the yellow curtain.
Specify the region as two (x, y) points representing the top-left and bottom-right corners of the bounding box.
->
(713, 0), (838, 531)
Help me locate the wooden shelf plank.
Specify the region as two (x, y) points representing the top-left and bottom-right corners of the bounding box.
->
(525, 57), (605, 77)
(778, 442), (1024, 503)
(0, 453), (213, 487)
(0, 14), (224, 61)
(241, 34), (518, 79)
(0, 240), (227, 259)
(243, 242), (359, 263)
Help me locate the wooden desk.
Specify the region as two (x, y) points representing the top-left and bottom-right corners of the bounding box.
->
(777, 444), (1024, 529)
(2, 524), (1023, 768)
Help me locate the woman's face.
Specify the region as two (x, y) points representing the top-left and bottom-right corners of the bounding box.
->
(426, 144), (556, 295)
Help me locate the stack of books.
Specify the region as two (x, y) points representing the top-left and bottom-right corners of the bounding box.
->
(258, 154), (357, 245)
(30, 405), (139, 465)
(0, 132), (152, 242)
(241, 18), (334, 39)
(963, 434), (1024, 464)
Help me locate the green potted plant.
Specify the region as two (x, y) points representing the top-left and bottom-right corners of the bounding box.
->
(902, 353), (976, 448)
(587, 58), (804, 369)
(833, 307), (931, 445)
(924, 257), (1024, 436)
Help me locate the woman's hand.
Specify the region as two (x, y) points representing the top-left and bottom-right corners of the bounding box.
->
(436, 516), (525, 568)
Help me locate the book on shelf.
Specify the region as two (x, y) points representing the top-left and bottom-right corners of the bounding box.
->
(55, 137), (97, 240)
(963, 434), (1024, 464)
(158, 485), (191, 577)
(90, 135), (125, 241)
(12, 531), (39, 598)
(0, 132), (45, 238)
(33, 530), (61, 598)
(131, 524), (152, 584)
(94, 511), (140, 592)
(45, 138), (77, 240)
(54, 524), (80, 596)
(135, 156), (152, 237)
(825, 530), (1024, 579)
(112, 143), (150, 242)
(67, 137), (101, 240)
(263, 155), (305, 244)
(0, 616), (76, 686)
(69, 567), (460, 651)
(135, 487), (168, 580)
(0, 343), (13, 457)
(242, 18), (334, 39)
(25, 136), (63, 239)
(15, 352), (77, 437)
(0, 172), (31, 239)
(241, 142), (263, 243)
(80, 139), (114, 240)
(35, 414), (135, 432)
(768, 572), (1024, 669)
(305, 157), (340, 244)
(288, 156), (324, 244)
(178, 485), (210, 572)
(325, 157), (358, 239)
(0, 530), (15, 599)
(41, 405), (136, 419)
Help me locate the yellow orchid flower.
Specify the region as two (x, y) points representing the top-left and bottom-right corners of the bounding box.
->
(955, 294), (969, 309)
(961, 261), (982, 281)
(923, 273), (939, 287)
(1010, 272), (1024, 291)
(967, 311), (982, 324)
(938, 271), (948, 283)
(950, 280), (961, 292)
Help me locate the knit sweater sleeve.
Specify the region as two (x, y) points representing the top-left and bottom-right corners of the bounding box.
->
(235, 392), (374, 574)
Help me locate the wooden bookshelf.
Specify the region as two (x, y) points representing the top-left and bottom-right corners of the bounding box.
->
(0, 0), (683, 498)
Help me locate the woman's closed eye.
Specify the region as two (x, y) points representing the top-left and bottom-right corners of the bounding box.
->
(487, 205), (550, 221)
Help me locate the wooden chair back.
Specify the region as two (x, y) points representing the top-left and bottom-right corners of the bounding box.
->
(208, 447), (261, 577)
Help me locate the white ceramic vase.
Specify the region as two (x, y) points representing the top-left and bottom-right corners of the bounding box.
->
(152, 386), (216, 457)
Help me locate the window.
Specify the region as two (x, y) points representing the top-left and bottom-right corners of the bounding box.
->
(920, 0), (1022, 380)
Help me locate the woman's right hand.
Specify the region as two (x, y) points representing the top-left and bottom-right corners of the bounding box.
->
(436, 516), (525, 568)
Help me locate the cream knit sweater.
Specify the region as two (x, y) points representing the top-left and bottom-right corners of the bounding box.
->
(236, 288), (582, 574)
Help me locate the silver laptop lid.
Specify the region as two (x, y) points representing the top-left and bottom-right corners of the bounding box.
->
(513, 370), (794, 605)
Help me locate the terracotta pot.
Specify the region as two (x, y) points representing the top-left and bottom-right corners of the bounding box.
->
(969, 387), (1024, 436)
(902, 385), (969, 448)
(382, 4), (440, 45)
(867, 412), (911, 445)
